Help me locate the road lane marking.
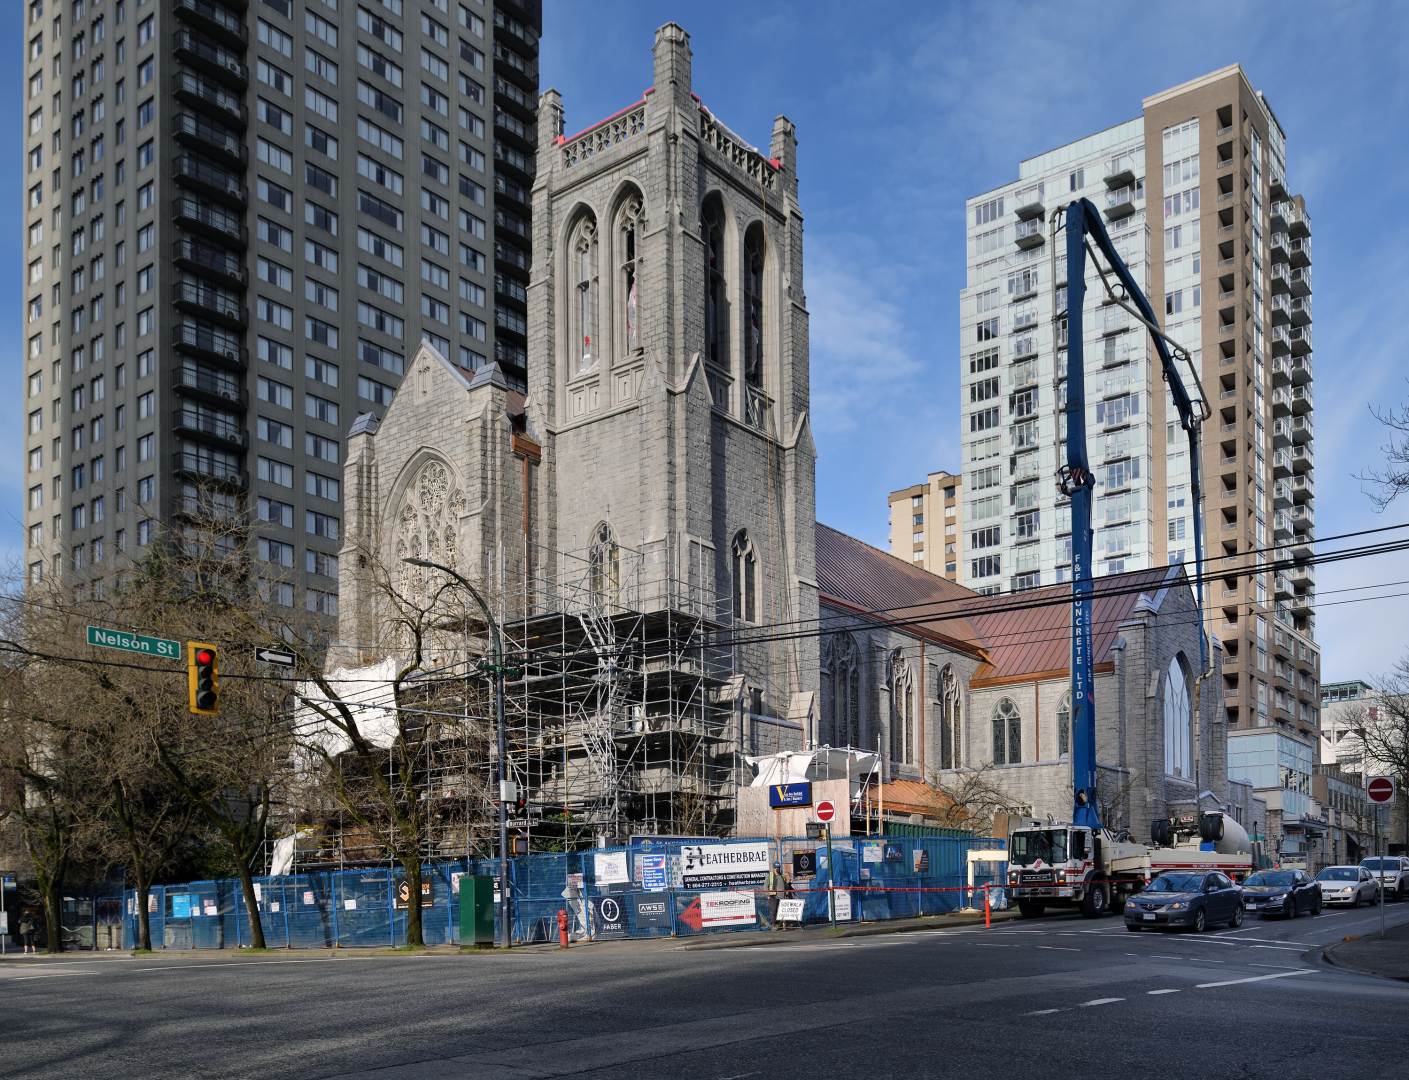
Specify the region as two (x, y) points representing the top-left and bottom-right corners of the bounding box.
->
(1249, 945), (1306, 952)
(1025, 1008), (1065, 1016)
(1036, 945), (1080, 951)
(1147, 988), (1181, 995)
(1194, 970), (1315, 989)
(1078, 997), (1124, 1007)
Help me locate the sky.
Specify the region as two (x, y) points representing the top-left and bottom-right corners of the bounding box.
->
(4, 0), (1407, 684)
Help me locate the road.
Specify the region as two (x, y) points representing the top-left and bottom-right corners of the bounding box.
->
(2, 901), (1406, 1079)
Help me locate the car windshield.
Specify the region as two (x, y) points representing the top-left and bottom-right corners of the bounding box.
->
(1317, 868), (1357, 881)
(1246, 871), (1296, 887)
(1148, 873), (1204, 893)
(1011, 829), (1068, 865)
(1362, 859), (1398, 871)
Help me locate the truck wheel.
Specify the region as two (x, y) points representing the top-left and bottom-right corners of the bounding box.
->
(1018, 901), (1046, 919)
(1080, 882), (1108, 919)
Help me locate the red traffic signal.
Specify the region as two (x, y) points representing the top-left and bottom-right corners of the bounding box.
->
(187, 642), (220, 715)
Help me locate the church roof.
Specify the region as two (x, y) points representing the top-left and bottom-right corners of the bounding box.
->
(814, 524), (986, 659)
(968, 564), (1181, 686)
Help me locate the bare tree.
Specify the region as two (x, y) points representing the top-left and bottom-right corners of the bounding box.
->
(1359, 391), (1409, 509)
(1354, 661), (1409, 848)
(928, 765), (1029, 836)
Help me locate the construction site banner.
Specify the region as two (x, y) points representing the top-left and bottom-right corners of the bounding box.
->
(680, 842), (770, 889)
(699, 891), (757, 928)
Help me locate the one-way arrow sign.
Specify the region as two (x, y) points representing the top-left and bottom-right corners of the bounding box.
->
(254, 647), (296, 668)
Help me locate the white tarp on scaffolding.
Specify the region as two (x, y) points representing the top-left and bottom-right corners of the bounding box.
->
(743, 747), (879, 795)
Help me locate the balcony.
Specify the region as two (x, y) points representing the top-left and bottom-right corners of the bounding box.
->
(172, 319), (248, 368)
(173, 362), (246, 408)
(1271, 356), (1292, 384)
(1289, 236), (1311, 266)
(1271, 200), (1289, 230)
(1287, 202), (1310, 237)
(1104, 185), (1138, 220)
(173, 29), (248, 88)
(173, 406), (248, 450)
(1289, 503), (1315, 533)
(1273, 449), (1292, 477)
(1290, 589), (1315, 616)
(1271, 324), (1291, 355)
(1290, 443), (1313, 472)
(1275, 573), (1294, 600)
(1290, 384), (1312, 415)
(173, 277), (247, 328)
(1289, 266), (1312, 297)
(1014, 218), (1045, 249)
(173, 0), (248, 47)
(172, 70), (246, 127)
(1273, 480), (1292, 508)
(1289, 562), (1313, 589)
(1271, 263), (1290, 293)
(1289, 324), (1312, 355)
(173, 196), (247, 246)
(173, 112), (246, 168)
(173, 154), (247, 206)
(1269, 166), (1287, 199)
(1013, 183), (1045, 219)
(1290, 415), (1312, 444)
(1012, 308), (1039, 333)
(1291, 472), (1313, 502)
(1289, 353), (1312, 385)
(172, 450), (247, 489)
(174, 489), (245, 526)
(1272, 387), (1292, 416)
(173, 237), (246, 287)
(1270, 294), (1291, 324)
(1104, 154), (1137, 188)
(1273, 418), (1292, 447)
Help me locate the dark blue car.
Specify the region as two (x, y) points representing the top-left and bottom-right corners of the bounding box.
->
(1125, 871), (1243, 933)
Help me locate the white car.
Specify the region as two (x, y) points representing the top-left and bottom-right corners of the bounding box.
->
(1315, 865), (1379, 907)
(1360, 857), (1409, 900)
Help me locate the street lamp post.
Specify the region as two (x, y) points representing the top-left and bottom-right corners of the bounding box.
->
(404, 556), (512, 949)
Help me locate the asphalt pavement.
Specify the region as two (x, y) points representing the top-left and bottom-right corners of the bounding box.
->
(2, 901), (1407, 1079)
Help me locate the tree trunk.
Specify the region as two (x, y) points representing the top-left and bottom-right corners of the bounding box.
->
(41, 877), (63, 955)
(236, 863), (266, 949)
(135, 873), (152, 951)
(404, 858), (423, 947)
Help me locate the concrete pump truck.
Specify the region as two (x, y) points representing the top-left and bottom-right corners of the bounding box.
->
(1005, 198), (1253, 919)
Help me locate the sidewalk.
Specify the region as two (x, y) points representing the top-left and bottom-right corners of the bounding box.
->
(681, 907), (1020, 950)
(1322, 920), (1409, 982)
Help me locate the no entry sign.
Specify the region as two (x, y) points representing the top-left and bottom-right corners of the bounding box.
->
(1367, 776), (1396, 804)
(815, 800), (836, 823)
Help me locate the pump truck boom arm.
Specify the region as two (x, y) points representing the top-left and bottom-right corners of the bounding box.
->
(1061, 198), (1210, 832)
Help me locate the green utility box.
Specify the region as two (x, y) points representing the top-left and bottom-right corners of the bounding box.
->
(459, 876), (496, 947)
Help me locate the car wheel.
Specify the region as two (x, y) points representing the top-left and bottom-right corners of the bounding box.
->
(1313, 896), (1322, 915)
(1192, 908), (1206, 933)
(1352, 891), (1361, 909)
(1230, 904), (1244, 928)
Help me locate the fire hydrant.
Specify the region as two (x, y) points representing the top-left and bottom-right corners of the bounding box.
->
(557, 908), (570, 950)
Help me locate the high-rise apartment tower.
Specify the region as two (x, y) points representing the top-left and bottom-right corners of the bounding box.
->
(21, 0), (540, 634)
(886, 470), (962, 581)
(958, 66), (1318, 741)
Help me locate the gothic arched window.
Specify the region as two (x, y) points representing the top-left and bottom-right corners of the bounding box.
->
(890, 650), (914, 766)
(831, 633), (860, 749)
(588, 522), (619, 610)
(992, 697), (1021, 765)
(616, 193), (644, 358)
(742, 222), (765, 392)
(1057, 691), (1072, 760)
(1164, 656), (1192, 778)
(394, 458), (465, 596)
(569, 214), (599, 373)
(731, 530), (757, 624)
(938, 665), (962, 770)
(701, 196), (727, 372)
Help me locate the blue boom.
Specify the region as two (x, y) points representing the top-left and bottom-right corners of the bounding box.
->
(1062, 198), (1207, 832)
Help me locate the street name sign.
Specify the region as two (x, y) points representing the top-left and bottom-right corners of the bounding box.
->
(255, 647), (296, 667)
(1367, 776), (1396, 804)
(86, 625), (180, 660)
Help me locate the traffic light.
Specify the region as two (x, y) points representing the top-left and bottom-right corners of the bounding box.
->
(187, 641), (219, 715)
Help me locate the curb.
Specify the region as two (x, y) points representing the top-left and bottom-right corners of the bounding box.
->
(680, 909), (1021, 950)
(1319, 938), (1409, 984)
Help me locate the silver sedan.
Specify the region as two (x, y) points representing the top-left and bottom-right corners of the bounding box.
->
(1315, 865), (1380, 907)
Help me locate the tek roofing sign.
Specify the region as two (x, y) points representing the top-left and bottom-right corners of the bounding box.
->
(680, 842), (770, 889)
(86, 625), (181, 660)
(769, 782), (812, 808)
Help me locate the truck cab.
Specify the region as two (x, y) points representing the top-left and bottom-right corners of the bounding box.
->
(1007, 823), (1110, 918)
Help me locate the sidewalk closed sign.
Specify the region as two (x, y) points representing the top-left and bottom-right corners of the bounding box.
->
(700, 891), (756, 928)
(681, 842), (770, 889)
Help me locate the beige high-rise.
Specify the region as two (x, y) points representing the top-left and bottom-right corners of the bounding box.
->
(958, 65), (1318, 743)
(887, 470), (962, 581)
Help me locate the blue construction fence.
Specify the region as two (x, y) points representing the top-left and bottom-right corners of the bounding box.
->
(123, 833), (1006, 950)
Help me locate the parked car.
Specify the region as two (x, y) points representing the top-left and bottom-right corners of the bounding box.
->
(1241, 868), (1322, 918)
(1125, 870), (1243, 933)
(1315, 865), (1380, 907)
(1360, 857), (1409, 901)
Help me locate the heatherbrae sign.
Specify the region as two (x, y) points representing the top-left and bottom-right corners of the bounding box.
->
(680, 842), (770, 889)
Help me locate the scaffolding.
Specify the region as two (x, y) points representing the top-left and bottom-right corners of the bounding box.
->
(276, 537), (738, 871)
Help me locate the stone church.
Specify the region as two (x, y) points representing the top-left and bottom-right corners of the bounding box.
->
(328, 23), (1229, 849)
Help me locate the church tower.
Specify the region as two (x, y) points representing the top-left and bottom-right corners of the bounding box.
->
(528, 24), (818, 736)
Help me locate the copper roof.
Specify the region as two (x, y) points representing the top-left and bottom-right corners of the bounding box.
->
(867, 779), (958, 819)
(815, 524), (986, 657)
(970, 564), (1180, 685)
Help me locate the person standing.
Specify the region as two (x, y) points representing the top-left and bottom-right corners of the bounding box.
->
(767, 862), (784, 930)
(18, 912), (36, 954)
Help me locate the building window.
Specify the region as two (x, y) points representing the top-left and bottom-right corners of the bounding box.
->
(702, 195), (727, 375)
(1057, 691), (1071, 760)
(569, 213), (598, 374)
(939, 665), (962, 770)
(992, 698), (1021, 765)
(732, 530), (757, 624)
(828, 633), (860, 749)
(743, 222), (765, 393)
(1164, 655), (1192, 778)
(587, 521), (618, 611)
(890, 650), (914, 767)
(616, 192), (643, 357)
